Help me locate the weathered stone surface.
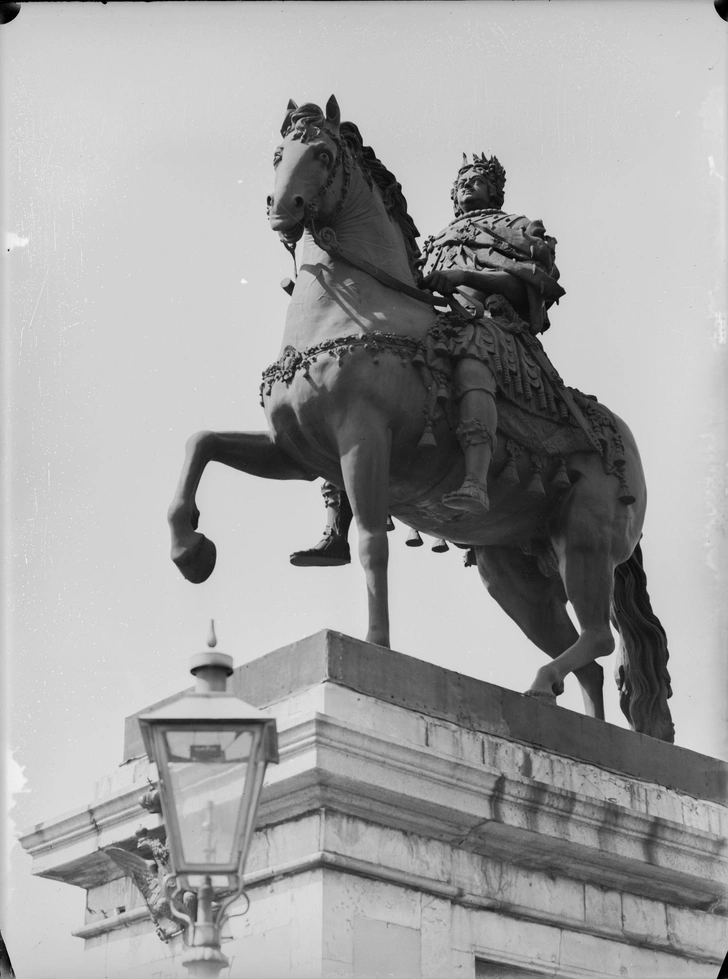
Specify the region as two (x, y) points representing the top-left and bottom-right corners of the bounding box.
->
(19, 632), (728, 978)
(420, 896), (452, 978)
(584, 885), (622, 934)
(123, 631), (727, 806)
(353, 918), (421, 978)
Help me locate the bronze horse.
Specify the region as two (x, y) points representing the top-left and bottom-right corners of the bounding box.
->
(168, 97), (674, 742)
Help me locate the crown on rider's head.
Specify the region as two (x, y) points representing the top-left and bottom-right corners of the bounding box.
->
(451, 152), (506, 215)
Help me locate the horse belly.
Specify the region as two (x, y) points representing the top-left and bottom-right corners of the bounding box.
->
(263, 349), (603, 551)
(389, 463), (551, 548)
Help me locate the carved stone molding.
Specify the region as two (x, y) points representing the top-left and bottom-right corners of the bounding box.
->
(18, 633), (728, 976)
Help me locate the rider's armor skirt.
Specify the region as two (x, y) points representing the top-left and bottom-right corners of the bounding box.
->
(421, 294), (570, 424)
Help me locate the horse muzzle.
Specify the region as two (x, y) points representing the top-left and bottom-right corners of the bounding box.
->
(268, 214), (305, 243)
(275, 222), (305, 245)
(268, 193), (307, 241)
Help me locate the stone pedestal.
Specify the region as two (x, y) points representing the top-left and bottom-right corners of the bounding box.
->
(20, 631), (728, 978)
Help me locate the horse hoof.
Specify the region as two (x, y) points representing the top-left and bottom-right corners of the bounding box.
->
(523, 688), (558, 706)
(172, 534), (217, 583)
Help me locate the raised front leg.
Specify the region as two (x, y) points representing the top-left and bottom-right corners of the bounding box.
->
(168, 430), (313, 583)
(337, 424), (392, 648)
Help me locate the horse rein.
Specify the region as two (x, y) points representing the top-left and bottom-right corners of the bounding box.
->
(275, 126), (479, 320)
(307, 225), (479, 319)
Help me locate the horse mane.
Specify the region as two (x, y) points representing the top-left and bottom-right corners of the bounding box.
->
(340, 122), (422, 276)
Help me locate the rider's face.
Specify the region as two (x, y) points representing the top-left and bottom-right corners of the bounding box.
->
(456, 171), (491, 211)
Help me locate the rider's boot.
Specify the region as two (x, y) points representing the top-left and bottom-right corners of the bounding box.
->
(290, 482), (353, 567)
(442, 372), (497, 514)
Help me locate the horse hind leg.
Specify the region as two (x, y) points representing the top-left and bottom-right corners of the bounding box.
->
(475, 546), (605, 719)
(168, 430), (313, 583)
(526, 531), (616, 708)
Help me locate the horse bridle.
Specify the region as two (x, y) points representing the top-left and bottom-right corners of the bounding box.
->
(272, 124), (350, 246)
(306, 128), (351, 227)
(273, 127), (478, 319)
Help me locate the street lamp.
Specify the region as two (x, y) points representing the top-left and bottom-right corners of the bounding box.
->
(138, 624), (278, 978)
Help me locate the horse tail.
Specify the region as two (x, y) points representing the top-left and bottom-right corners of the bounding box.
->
(611, 541), (675, 743)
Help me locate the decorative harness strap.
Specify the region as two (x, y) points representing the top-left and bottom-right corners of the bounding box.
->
(307, 225), (479, 320)
(277, 124), (479, 320)
(305, 129), (351, 226)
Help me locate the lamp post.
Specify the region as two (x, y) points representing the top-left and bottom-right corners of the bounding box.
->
(138, 624), (278, 978)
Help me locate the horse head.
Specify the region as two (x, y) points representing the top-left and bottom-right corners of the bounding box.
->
(267, 95), (345, 243)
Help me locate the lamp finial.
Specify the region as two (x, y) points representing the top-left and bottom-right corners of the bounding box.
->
(207, 620), (217, 649)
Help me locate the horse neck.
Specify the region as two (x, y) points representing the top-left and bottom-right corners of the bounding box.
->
(302, 165), (416, 283)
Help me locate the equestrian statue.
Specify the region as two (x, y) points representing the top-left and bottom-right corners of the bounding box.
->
(167, 96), (674, 742)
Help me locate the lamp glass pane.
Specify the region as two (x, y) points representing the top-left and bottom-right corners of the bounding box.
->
(161, 727), (253, 867)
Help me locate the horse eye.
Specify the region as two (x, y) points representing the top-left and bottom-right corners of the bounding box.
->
(319, 151), (332, 167)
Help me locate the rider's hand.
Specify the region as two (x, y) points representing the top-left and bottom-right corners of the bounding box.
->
(422, 269), (468, 295)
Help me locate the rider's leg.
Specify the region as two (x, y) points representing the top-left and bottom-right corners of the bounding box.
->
(290, 481), (353, 567)
(321, 481), (353, 542)
(442, 358), (497, 513)
(291, 483), (398, 567)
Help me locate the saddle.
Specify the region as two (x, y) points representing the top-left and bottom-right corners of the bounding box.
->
(413, 305), (634, 503)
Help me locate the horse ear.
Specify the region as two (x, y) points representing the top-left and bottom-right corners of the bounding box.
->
(462, 153), (468, 166)
(325, 95), (341, 127)
(281, 99), (298, 136)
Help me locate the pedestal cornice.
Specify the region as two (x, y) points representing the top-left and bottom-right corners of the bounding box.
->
(18, 631), (728, 976)
(124, 630), (728, 806)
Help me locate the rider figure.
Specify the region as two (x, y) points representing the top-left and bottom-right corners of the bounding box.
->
(419, 153), (563, 512)
(290, 154), (564, 564)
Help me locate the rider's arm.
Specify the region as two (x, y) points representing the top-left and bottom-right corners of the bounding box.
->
(423, 268), (530, 320)
(461, 269), (528, 308)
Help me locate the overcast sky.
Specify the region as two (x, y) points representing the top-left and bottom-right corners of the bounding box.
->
(2, 2), (726, 976)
